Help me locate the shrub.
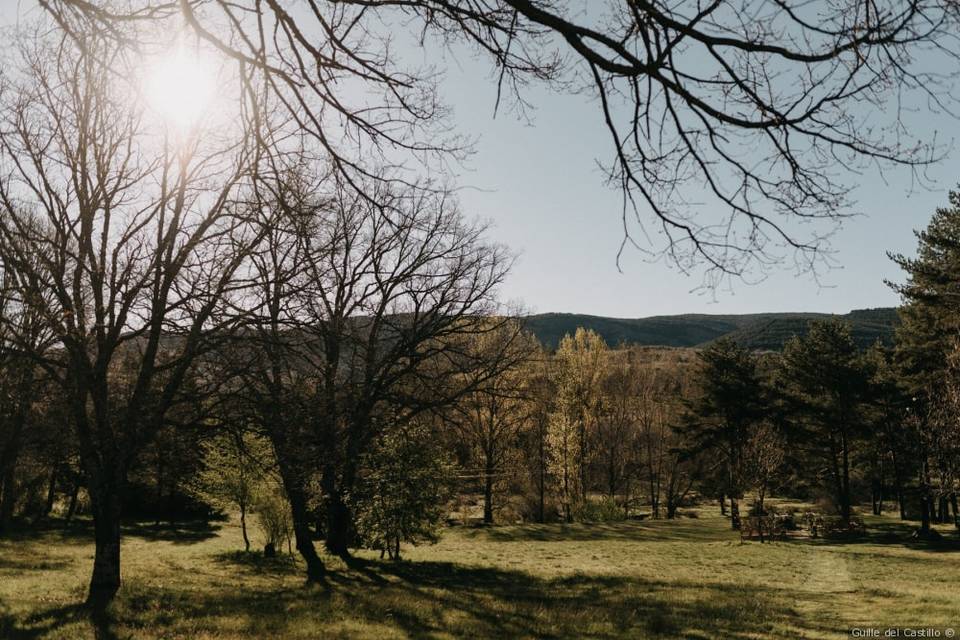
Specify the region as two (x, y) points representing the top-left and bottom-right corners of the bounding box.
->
(254, 483), (293, 554)
(578, 496), (626, 523)
(801, 511), (866, 538)
(352, 422), (454, 560)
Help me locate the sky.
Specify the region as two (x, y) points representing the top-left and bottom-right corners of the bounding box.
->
(2, 2), (955, 319)
(432, 52), (956, 319)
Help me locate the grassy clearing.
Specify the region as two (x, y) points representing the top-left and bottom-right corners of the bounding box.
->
(1, 508), (958, 639)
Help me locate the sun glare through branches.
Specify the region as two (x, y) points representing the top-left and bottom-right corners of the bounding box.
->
(143, 44), (218, 132)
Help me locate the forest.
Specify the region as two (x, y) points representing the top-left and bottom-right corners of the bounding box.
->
(2, 1), (960, 639)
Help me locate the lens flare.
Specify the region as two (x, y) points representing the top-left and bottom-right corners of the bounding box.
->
(144, 47), (216, 130)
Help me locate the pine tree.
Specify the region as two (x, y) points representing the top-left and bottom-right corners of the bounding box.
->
(781, 321), (869, 524)
(888, 189), (960, 533)
(889, 189), (960, 394)
(682, 338), (767, 530)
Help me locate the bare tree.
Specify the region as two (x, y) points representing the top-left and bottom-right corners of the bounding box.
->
(520, 346), (555, 523)
(41, 0), (960, 283)
(0, 23), (258, 607)
(233, 161), (514, 569)
(636, 363), (670, 518)
(593, 351), (641, 505)
(743, 422), (786, 517)
(448, 319), (536, 524)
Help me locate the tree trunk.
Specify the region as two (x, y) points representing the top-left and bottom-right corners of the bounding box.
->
(239, 501), (250, 552)
(44, 466), (58, 517)
(666, 496), (678, 519)
(891, 449), (906, 520)
(919, 495), (931, 533)
(877, 457), (885, 515)
(578, 418), (588, 502)
(951, 493), (959, 531)
(730, 497), (741, 530)
(324, 490), (352, 560)
(0, 452), (17, 530)
(719, 494), (727, 516)
(66, 479), (81, 523)
(538, 432), (546, 523)
(839, 429), (851, 524)
(286, 477), (326, 581)
(87, 488), (122, 610)
(919, 458), (932, 533)
(483, 457), (494, 525)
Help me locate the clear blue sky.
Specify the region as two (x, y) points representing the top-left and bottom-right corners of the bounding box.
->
(4, 3), (954, 319)
(432, 50), (956, 318)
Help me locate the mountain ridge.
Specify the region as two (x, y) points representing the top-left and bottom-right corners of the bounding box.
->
(522, 307), (899, 351)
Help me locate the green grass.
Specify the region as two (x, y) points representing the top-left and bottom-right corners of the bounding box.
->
(1, 508), (958, 639)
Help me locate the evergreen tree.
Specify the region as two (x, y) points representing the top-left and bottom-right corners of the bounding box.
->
(682, 339), (767, 530)
(888, 190), (960, 533)
(781, 321), (869, 524)
(889, 189), (960, 394)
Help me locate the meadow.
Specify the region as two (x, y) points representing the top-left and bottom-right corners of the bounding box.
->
(1, 506), (958, 639)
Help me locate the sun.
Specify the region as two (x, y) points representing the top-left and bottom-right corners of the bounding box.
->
(144, 46), (217, 130)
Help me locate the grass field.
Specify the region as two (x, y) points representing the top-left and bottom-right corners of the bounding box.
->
(1, 507), (959, 639)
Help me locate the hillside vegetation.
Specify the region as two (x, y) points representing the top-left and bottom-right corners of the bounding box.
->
(523, 308), (899, 350)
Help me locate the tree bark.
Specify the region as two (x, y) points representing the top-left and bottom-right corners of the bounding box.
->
(239, 500), (250, 553)
(919, 495), (931, 533)
(839, 428), (851, 524)
(66, 477), (81, 523)
(0, 451), (17, 530)
(730, 497), (741, 530)
(44, 466), (58, 517)
(283, 471), (326, 581)
(324, 487), (352, 560)
(87, 487), (122, 611)
(919, 458), (932, 534)
(666, 501), (678, 519)
(538, 425), (546, 523)
(482, 463), (494, 525)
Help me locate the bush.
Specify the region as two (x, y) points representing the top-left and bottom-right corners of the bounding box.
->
(352, 422), (454, 560)
(578, 496), (626, 523)
(801, 511), (866, 539)
(254, 483), (293, 554)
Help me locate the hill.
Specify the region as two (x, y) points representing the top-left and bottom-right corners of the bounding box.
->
(523, 307), (899, 351)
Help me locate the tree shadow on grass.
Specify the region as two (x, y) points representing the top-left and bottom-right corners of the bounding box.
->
(212, 550), (300, 576)
(779, 520), (960, 553)
(468, 520), (735, 545)
(0, 517), (222, 546)
(121, 519), (222, 544)
(0, 554), (75, 572)
(10, 558), (842, 639)
(0, 602), (119, 640)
